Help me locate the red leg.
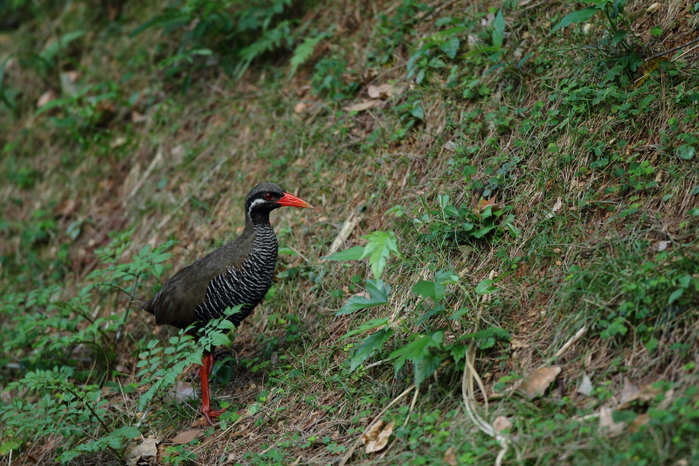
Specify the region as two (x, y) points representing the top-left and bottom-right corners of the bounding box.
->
(199, 353), (227, 425)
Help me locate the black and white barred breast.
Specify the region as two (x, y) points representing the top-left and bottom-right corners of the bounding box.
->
(195, 224), (278, 326)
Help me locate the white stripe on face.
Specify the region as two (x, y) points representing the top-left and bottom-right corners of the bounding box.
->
(248, 198), (267, 217)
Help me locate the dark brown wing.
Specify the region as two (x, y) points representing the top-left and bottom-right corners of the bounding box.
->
(143, 223), (256, 329)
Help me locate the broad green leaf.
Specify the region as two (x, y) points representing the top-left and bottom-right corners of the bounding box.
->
(552, 7), (598, 32)
(438, 194), (450, 210)
(337, 279), (390, 315)
(360, 231), (400, 279)
(472, 225), (496, 238)
(323, 245), (365, 261)
(440, 36), (460, 59)
(412, 269), (456, 302)
(668, 288), (684, 305)
(412, 280), (437, 300)
(414, 353), (442, 385)
(389, 330), (444, 379)
(41, 30), (86, 61)
(492, 10), (505, 48)
(416, 304), (445, 325)
(475, 278), (499, 295)
(448, 343), (467, 364)
(433, 26), (468, 38)
(678, 144), (695, 160)
(435, 269), (459, 286)
(349, 328), (393, 371)
(340, 317), (389, 340)
(449, 307), (470, 320)
(611, 30), (628, 46)
(677, 274), (691, 288)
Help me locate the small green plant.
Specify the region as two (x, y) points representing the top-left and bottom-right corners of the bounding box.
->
(413, 194), (519, 245)
(565, 247), (699, 343)
(133, 0), (324, 83)
(0, 232), (177, 462)
(326, 229), (509, 386)
(391, 98), (424, 140)
(311, 57), (358, 101)
(552, 0), (643, 77)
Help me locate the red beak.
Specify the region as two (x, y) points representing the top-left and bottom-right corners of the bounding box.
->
(278, 192), (313, 209)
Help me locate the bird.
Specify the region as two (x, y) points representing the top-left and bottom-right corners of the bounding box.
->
(142, 183), (312, 425)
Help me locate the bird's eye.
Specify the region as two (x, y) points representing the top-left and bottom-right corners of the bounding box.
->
(264, 193), (275, 201)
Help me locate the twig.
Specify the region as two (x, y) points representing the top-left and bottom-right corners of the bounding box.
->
(644, 37), (699, 62)
(326, 211), (362, 256)
(554, 326), (587, 359)
(338, 384), (416, 466)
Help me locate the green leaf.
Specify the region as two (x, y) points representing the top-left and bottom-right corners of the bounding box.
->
(412, 280), (437, 300)
(359, 231), (400, 279)
(679, 275), (692, 289)
(337, 279), (390, 315)
(492, 10), (505, 48)
(611, 29), (628, 46)
(340, 317), (389, 340)
(448, 343), (467, 364)
(349, 328), (393, 371)
(475, 278), (499, 295)
(389, 331), (444, 384)
(677, 144), (695, 160)
(41, 30), (86, 61)
(412, 269), (456, 302)
(323, 245), (365, 261)
(650, 26), (663, 36)
(449, 307), (470, 320)
(668, 288), (684, 305)
(440, 36), (460, 59)
(289, 34), (325, 78)
(552, 7), (599, 32)
(414, 353), (442, 385)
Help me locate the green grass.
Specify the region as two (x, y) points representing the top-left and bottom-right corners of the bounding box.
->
(1, 0), (699, 464)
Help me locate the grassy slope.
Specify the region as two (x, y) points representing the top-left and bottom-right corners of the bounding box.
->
(1, 0), (699, 464)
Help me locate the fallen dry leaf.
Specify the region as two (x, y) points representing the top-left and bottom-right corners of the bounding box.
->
(367, 83), (404, 100)
(362, 420), (395, 453)
(294, 102), (308, 114)
(126, 438), (158, 466)
(444, 446), (457, 465)
(629, 413), (650, 434)
(493, 416), (512, 433)
(37, 90), (58, 109)
(598, 406), (625, 438)
(656, 240), (670, 251)
(546, 197), (563, 218)
(477, 197), (504, 215)
(343, 100), (382, 112)
(510, 339), (529, 349)
(576, 374), (593, 397)
(518, 366), (561, 400)
(646, 2), (661, 13)
(169, 429), (204, 445)
(173, 381), (196, 401)
(619, 378), (640, 406)
(442, 141), (459, 152)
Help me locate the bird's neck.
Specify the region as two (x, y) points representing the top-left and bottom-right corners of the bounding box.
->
(247, 210), (271, 226)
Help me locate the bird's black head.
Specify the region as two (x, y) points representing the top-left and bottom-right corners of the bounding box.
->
(245, 183), (312, 224)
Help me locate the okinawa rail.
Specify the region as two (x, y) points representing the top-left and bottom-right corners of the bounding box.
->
(143, 183), (312, 424)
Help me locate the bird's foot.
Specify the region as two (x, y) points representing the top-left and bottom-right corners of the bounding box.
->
(201, 407), (227, 426)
